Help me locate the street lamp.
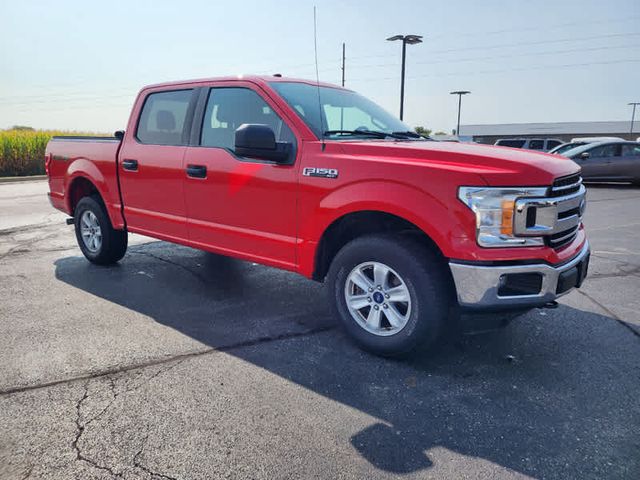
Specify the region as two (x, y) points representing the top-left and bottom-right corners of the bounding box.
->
(629, 102), (640, 135)
(386, 34), (423, 120)
(450, 90), (471, 137)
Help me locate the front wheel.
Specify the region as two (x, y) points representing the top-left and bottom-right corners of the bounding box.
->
(326, 234), (453, 357)
(74, 195), (128, 265)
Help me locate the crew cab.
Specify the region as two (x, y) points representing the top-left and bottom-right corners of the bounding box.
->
(46, 76), (590, 356)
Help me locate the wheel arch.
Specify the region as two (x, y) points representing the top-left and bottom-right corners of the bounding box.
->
(312, 209), (446, 282)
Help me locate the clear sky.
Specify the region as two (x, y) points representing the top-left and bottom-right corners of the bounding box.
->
(1, 0), (638, 133)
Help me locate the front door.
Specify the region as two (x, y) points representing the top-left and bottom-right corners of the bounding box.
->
(183, 84), (299, 270)
(118, 88), (195, 241)
(578, 143), (618, 180)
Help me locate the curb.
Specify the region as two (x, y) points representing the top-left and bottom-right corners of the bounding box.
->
(0, 175), (47, 184)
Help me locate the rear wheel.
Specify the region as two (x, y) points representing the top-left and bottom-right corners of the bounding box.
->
(326, 234), (452, 357)
(74, 195), (127, 265)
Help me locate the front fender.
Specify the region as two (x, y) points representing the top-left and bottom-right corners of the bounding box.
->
(297, 179), (460, 277)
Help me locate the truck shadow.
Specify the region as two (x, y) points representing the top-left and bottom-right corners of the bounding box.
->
(54, 241), (638, 478)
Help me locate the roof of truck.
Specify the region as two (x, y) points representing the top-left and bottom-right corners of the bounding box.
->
(142, 75), (347, 91)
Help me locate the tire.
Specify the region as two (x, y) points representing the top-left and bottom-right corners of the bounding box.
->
(326, 234), (453, 357)
(74, 195), (128, 265)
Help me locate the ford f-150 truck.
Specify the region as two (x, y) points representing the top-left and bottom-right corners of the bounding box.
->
(46, 76), (589, 356)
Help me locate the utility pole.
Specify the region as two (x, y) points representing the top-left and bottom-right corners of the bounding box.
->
(450, 91), (471, 136)
(629, 102), (640, 135)
(341, 43), (346, 87)
(386, 35), (423, 121)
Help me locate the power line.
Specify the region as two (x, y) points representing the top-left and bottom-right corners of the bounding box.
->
(349, 58), (640, 82)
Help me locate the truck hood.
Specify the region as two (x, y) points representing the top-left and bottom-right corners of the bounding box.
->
(336, 140), (580, 186)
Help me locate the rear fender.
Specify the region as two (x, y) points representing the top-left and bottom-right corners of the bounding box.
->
(65, 159), (125, 229)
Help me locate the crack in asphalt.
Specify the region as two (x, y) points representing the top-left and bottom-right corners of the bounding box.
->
(576, 289), (640, 339)
(133, 435), (180, 480)
(0, 326), (335, 396)
(587, 264), (640, 280)
(69, 361), (187, 480)
(72, 381), (124, 478)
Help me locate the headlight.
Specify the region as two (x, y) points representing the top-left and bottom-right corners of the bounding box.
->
(458, 187), (548, 247)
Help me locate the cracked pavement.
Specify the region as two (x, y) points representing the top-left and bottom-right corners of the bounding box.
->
(1, 180), (639, 479)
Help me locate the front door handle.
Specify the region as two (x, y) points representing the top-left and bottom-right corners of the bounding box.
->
(186, 164), (207, 178)
(122, 159), (138, 171)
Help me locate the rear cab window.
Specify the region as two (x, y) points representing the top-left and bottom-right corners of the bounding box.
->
(136, 89), (194, 145)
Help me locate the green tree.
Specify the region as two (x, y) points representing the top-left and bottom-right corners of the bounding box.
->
(11, 125), (35, 131)
(414, 126), (432, 137)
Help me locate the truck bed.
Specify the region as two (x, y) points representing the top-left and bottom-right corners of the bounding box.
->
(46, 136), (124, 227)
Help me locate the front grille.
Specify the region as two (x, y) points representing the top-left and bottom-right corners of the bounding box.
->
(549, 174), (582, 197)
(547, 225), (580, 249)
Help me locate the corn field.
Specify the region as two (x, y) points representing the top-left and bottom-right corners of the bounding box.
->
(0, 129), (104, 177)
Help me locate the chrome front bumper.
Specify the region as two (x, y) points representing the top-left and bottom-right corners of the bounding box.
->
(449, 241), (590, 309)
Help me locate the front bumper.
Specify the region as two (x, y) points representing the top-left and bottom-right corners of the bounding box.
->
(449, 241), (590, 310)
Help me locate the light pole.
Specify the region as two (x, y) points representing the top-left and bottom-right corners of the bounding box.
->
(386, 34), (423, 120)
(450, 90), (471, 137)
(629, 102), (640, 135)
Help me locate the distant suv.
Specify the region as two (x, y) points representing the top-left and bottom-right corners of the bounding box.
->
(495, 138), (563, 152)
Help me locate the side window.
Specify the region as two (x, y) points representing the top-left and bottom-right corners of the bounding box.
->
(136, 90), (193, 145)
(590, 144), (618, 158)
(528, 139), (544, 150)
(497, 139), (525, 148)
(201, 88), (295, 149)
(546, 140), (562, 149)
(621, 144), (640, 156)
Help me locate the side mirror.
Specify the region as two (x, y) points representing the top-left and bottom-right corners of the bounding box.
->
(234, 124), (292, 164)
(579, 152), (590, 160)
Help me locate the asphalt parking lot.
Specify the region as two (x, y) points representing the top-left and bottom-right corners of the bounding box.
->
(1, 180), (639, 479)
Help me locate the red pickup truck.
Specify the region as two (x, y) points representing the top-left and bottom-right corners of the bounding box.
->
(46, 76), (589, 356)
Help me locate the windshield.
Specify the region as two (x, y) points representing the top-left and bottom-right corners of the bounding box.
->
(560, 142), (603, 158)
(550, 142), (585, 155)
(270, 82), (415, 140)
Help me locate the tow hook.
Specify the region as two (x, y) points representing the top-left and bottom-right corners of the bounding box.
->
(66, 217), (74, 225)
(542, 300), (559, 309)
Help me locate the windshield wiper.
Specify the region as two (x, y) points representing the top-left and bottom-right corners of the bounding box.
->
(324, 129), (427, 140)
(323, 129), (389, 138)
(392, 130), (428, 139)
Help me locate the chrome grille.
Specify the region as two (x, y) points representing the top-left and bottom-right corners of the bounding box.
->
(513, 174), (585, 249)
(549, 174), (582, 197)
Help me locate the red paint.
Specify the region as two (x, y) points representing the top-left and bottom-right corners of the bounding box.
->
(46, 76), (586, 279)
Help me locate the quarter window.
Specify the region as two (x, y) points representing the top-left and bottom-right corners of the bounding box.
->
(136, 90), (193, 145)
(528, 139), (544, 150)
(201, 88), (295, 149)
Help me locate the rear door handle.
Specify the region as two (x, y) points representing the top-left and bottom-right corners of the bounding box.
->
(186, 164), (207, 178)
(122, 159), (138, 171)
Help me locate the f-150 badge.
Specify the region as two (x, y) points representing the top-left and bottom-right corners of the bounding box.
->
(303, 167), (339, 179)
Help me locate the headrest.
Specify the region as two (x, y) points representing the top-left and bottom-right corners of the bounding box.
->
(156, 110), (176, 131)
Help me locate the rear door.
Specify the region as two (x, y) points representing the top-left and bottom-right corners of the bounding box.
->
(608, 143), (640, 180)
(119, 88), (197, 241)
(182, 83), (299, 270)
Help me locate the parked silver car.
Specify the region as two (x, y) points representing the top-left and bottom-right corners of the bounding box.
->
(561, 141), (640, 185)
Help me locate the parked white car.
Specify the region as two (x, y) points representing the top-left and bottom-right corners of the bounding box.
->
(494, 138), (563, 152)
